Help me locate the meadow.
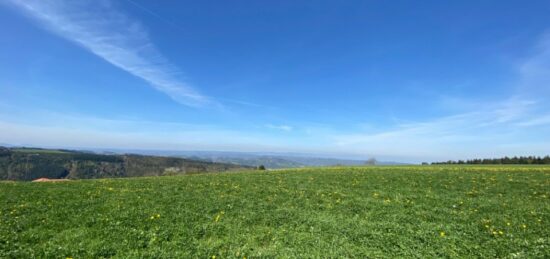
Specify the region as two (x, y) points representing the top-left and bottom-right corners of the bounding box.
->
(1, 166), (549, 258)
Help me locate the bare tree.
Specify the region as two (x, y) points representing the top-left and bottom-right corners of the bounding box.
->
(365, 158), (377, 165)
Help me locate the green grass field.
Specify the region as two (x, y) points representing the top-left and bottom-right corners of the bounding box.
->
(9, 148), (71, 154)
(1, 166), (549, 258)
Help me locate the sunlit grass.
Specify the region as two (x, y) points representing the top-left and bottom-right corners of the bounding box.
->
(1, 166), (549, 257)
(10, 148), (70, 154)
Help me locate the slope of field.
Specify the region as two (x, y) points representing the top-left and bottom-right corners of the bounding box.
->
(1, 166), (549, 257)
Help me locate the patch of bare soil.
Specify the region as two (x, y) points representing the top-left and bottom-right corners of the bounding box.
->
(32, 178), (70, 182)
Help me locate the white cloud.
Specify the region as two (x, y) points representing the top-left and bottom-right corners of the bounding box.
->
(5, 0), (211, 107)
(0, 109), (312, 153)
(331, 98), (549, 160)
(516, 114), (550, 127)
(0, 119), (273, 152)
(329, 32), (550, 161)
(519, 32), (550, 95)
(266, 124), (293, 132)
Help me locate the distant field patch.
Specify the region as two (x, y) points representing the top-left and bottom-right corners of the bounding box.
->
(10, 148), (70, 154)
(0, 166), (549, 257)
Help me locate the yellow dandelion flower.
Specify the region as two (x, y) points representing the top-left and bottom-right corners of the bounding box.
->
(439, 231), (446, 237)
(506, 222), (511, 226)
(498, 230), (504, 235)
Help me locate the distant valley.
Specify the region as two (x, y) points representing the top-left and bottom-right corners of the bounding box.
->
(0, 147), (252, 181)
(92, 149), (406, 168)
(0, 146), (406, 181)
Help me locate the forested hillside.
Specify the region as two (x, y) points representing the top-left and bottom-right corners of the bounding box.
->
(0, 147), (251, 181)
(432, 156), (550, 165)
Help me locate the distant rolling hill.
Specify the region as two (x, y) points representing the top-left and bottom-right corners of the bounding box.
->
(91, 150), (406, 168)
(0, 147), (253, 181)
(201, 155), (368, 168)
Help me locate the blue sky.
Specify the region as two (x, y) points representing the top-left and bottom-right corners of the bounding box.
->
(1, 0), (549, 162)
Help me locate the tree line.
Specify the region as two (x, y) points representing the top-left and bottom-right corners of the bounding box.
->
(430, 156), (550, 165)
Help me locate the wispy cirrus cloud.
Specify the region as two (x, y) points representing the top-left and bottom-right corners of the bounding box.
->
(519, 32), (550, 94)
(516, 114), (550, 127)
(330, 31), (550, 160)
(266, 124), (293, 132)
(331, 98), (550, 160)
(0, 110), (307, 153)
(5, 0), (211, 107)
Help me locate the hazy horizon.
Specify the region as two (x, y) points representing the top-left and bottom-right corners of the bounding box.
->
(1, 0), (549, 162)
